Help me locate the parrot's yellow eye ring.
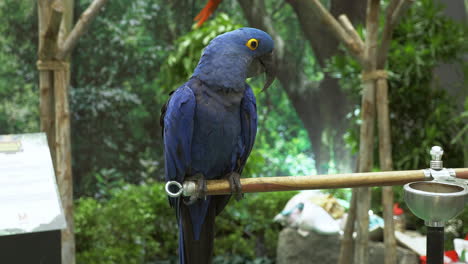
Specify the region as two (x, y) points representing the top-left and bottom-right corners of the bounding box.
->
(246, 38), (259, 51)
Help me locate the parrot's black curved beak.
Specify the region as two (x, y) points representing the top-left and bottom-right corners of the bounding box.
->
(247, 51), (276, 91)
(259, 52), (276, 92)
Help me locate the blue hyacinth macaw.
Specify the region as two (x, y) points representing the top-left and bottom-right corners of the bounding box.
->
(160, 28), (275, 263)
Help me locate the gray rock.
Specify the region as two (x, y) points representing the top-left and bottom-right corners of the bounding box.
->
(277, 228), (419, 264)
(369, 242), (419, 264)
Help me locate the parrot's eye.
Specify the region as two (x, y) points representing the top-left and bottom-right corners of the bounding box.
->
(246, 39), (259, 51)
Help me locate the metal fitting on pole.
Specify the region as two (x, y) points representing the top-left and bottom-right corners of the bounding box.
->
(430, 146), (443, 170)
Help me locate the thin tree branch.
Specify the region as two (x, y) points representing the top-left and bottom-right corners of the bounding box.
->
(391, 0), (414, 25)
(308, 0), (365, 63)
(338, 15), (365, 53)
(56, 0), (109, 60)
(271, 1), (287, 18)
(377, 0), (414, 68)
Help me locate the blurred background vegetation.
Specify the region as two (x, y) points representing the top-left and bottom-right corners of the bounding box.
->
(0, 0), (467, 263)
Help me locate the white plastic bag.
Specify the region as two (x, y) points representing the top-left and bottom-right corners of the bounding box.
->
(274, 191), (342, 236)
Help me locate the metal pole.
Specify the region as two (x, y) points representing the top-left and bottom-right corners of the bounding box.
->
(427, 226), (444, 264)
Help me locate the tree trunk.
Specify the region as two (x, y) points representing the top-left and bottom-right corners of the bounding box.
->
(286, 0), (366, 174)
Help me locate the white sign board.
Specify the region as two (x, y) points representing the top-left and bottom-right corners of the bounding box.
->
(0, 133), (66, 236)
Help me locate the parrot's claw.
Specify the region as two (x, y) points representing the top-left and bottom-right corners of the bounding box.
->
(226, 172), (243, 201)
(184, 173), (207, 205)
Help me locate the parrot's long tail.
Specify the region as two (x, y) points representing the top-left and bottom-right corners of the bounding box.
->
(179, 202), (216, 264)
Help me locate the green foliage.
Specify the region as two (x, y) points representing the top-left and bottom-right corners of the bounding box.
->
(216, 191), (297, 259)
(75, 182), (296, 263)
(0, 0), (39, 134)
(70, 0), (211, 195)
(246, 83), (316, 177)
(159, 13), (243, 90)
(75, 183), (178, 264)
(451, 98), (468, 166)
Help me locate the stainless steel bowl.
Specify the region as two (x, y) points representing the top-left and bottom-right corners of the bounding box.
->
(404, 181), (468, 227)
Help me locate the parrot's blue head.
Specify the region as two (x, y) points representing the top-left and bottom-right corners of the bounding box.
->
(193, 27), (276, 91)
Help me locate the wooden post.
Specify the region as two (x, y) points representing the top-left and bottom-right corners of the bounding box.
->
(338, 188), (357, 263)
(354, 1), (380, 263)
(38, 0), (60, 168)
(37, 1), (109, 263)
(55, 63), (75, 264)
(376, 2), (414, 263)
(377, 78), (397, 264)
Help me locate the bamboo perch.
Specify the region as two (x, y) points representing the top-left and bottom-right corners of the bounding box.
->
(166, 168), (468, 197)
(454, 168), (468, 179)
(205, 170), (423, 195)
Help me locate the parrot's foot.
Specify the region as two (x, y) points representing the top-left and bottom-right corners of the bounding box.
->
(184, 173), (207, 205)
(225, 172), (243, 201)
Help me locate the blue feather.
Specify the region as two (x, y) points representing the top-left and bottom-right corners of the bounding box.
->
(163, 85), (195, 208)
(239, 84), (257, 172)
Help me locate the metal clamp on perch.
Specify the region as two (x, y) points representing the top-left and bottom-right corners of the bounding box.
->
(165, 181), (183, 197)
(421, 146), (466, 183)
(165, 180), (198, 198)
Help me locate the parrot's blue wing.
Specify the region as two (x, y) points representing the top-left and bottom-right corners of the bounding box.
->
(163, 85), (196, 207)
(238, 85), (257, 172)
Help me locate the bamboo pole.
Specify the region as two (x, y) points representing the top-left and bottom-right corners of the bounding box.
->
(338, 188), (358, 263)
(377, 77), (397, 264)
(58, 1), (74, 263)
(38, 0), (59, 168)
(376, 2), (414, 262)
(377, 37), (396, 264)
(375, 78), (394, 262)
(376, 3), (396, 257)
(354, 1), (380, 263)
(454, 168), (468, 179)
(54, 65), (75, 264)
(172, 168), (468, 197)
(178, 170), (432, 196)
(39, 70), (56, 164)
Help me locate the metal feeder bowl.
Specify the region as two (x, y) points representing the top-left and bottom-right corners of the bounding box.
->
(404, 180), (468, 227)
